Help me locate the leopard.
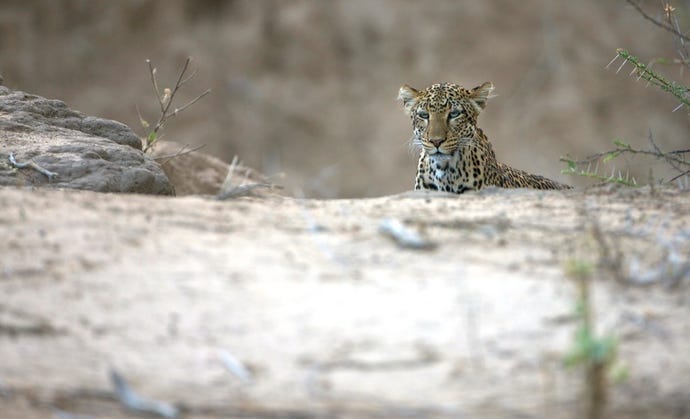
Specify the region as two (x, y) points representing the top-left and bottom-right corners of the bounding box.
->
(398, 82), (571, 194)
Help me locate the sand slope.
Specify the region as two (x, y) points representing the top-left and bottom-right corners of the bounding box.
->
(0, 186), (688, 418)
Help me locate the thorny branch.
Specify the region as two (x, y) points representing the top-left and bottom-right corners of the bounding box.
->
(571, 139), (689, 169)
(561, 134), (690, 186)
(608, 49), (690, 110)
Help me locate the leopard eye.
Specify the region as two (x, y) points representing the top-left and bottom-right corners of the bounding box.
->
(416, 110), (429, 120)
(448, 109), (463, 119)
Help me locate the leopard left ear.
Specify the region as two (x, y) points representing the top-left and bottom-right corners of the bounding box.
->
(469, 82), (494, 111)
(398, 84), (419, 116)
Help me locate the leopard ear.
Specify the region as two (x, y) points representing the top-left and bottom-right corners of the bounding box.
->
(398, 84), (419, 116)
(469, 82), (494, 111)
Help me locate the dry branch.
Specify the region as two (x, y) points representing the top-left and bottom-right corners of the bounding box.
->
(625, 0), (690, 43)
(141, 58), (211, 153)
(8, 153), (58, 180)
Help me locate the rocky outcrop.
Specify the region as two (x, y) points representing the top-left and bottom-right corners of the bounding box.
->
(0, 86), (174, 195)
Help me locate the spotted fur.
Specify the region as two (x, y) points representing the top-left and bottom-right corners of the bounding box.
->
(398, 82), (571, 193)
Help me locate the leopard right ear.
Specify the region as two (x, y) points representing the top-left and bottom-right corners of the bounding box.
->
(469, 82), (494, 111)
(398, 85), (419, 116)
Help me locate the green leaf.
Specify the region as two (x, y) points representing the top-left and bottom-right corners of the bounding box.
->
(147, 131), (157, 145)
(602, 151), (620, 163)
(565, 259), (593, 277)
(610, 362), (629, 383)
(564, 346), (587, 367)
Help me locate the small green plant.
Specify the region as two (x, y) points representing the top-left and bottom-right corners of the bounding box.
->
(138, 57), (210, 153)
(563, 259), (626, 419)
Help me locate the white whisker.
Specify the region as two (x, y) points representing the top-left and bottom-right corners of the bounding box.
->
(407, 135), (423, 154)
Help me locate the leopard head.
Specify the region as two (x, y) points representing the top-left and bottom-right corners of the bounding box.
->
(398, 82), (494, 156)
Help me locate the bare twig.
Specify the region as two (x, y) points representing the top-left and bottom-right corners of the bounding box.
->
(141, 58), (211, 153)
(179, 68), (199, 87)
(663, 3), (690, 73)
(589, 217), (626, 283)
(216, 155), (280, 199)
(668, 169), (690, 183)
(146, 60), (164, 113)
(153, 143), (207, 166)
(217, 183), (275, 199)
(624, 0), (690, 43)
(647, 130), (685, 174)
(625, 0), (690, 74)
(169, 89), (210, 117)
(8, 153), (58, 180)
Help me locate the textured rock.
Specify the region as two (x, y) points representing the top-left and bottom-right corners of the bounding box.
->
(0, 86), (173, 194)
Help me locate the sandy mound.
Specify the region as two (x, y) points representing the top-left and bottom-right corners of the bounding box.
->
(0, 185), (688, 418)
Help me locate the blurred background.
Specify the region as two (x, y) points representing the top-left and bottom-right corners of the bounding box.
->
(1, 0), (688, 197)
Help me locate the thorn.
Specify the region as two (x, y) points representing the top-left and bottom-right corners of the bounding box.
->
(615, 58), (629, 74)
(672, 103), (684, 112)
(605, 55), (620, 69)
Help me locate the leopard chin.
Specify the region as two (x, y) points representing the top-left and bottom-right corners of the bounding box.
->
(428, 152), (451, 170)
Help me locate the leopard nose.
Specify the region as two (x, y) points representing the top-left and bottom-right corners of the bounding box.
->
(429, 138), (444, 147)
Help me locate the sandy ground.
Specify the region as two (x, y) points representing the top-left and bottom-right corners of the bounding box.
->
(0, 185), (689, 418)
